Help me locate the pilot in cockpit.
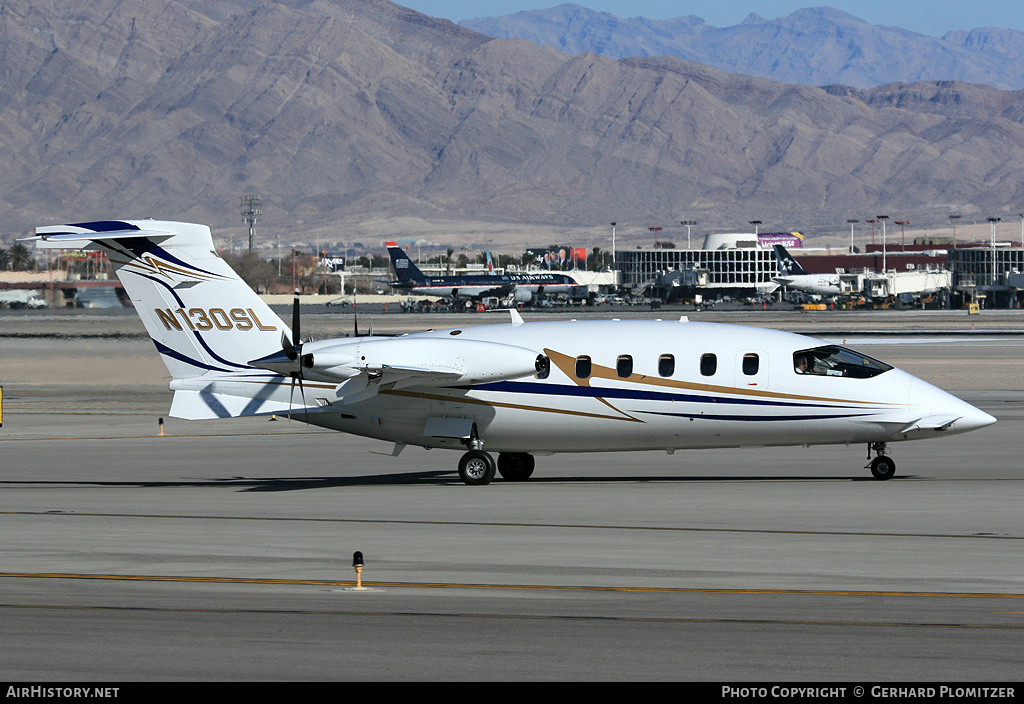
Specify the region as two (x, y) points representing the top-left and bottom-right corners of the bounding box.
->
(794, 354), (812, 374)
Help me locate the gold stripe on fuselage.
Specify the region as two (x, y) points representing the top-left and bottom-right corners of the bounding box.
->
(543, 348), (896, 409)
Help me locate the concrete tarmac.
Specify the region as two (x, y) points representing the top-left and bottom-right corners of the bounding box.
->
(1, 309), (1023, 681)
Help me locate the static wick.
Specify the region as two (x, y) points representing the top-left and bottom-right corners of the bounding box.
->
(352, 551), (367, 590)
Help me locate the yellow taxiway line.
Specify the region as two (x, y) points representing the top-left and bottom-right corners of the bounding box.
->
(2, 571), (1024, 599)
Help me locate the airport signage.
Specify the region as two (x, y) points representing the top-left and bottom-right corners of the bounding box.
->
(758, 232), (804, 248)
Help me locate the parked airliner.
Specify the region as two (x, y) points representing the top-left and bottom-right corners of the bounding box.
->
(30, 221), (995, 485)
(385, 243), (577, 303)
(772, 245), (841, 296)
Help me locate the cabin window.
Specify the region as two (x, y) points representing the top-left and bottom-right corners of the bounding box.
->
(793, 346), (892, 378)
(700, 353), (717, 377)
(658, 354), (675, 377)
(616, 355), (633, 378)
(575, 355), (592, 379)
(742, 353), (760, 376)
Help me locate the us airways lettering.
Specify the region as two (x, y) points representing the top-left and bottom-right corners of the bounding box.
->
(155, 308), (277, 332)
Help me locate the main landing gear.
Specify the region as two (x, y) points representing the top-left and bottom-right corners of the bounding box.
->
(456, 449), (536, 485)
(867, 442), (896, 480)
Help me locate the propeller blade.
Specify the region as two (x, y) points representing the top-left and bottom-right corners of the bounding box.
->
(288, 374), (296, 421)
(291, 292), (301, 347)
(281, 332), (297, 361)
(297, 373), (309, 424)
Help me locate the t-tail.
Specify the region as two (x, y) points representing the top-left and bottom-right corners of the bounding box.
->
(385, 242), (426, 284)
(29, 220), (300, 420)
(773, 244), (809, 276)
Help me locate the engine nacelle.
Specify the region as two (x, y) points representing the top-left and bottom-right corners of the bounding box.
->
(513, 288), (533, 303)
(301, 349), (361, 381)
(284, 336), (545, 386)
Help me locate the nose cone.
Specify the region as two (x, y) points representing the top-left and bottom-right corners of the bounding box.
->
(951, 403), (997, 434)
(908, 376), (996, 436)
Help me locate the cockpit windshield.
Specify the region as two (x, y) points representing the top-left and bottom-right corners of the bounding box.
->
(793, 345), (892, 379)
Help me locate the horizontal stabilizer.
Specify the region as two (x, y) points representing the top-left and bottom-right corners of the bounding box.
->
(29, 224), (173, 248)
(169, 388), (342, 420)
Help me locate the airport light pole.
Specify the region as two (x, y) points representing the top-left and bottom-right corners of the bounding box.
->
(610, 222), (616, 273)
(680, 220), (697, 250)
(987, 217), (1001, 287)
(749, 221), (763, 292)
(949, 214), (961, 249)
(895, 220), (909, 252)
(847, 219), (858, 253)
(866, 218), (878, 246)
(876, 215), (889, 272)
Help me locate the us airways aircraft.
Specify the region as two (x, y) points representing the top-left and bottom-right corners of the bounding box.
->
(772, 245), (841, 296)
(386, 243), (577, 303)
(30, 221), (995, 485)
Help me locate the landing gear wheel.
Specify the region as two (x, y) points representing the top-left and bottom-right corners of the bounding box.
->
(458, 450), (496, 486)
(870, 455), (896, 481)
(497, 452), (535, 481)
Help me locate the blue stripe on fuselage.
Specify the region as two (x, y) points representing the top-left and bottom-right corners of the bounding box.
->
(475, 380), (868, 411)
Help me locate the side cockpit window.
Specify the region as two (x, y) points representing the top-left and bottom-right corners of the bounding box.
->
(794, 345), (892, 379)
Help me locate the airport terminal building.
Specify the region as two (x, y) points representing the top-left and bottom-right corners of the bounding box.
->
(616, 233), (785, 295)
(615, 232), (1024, 307)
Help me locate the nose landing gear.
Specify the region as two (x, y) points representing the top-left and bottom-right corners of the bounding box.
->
(867, 442), (896, 480)
(456, 430), (537, 485)
(458, 450), (496, 485)
(457, 428), (496, 485)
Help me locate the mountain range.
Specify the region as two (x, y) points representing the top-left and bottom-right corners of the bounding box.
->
(461, 5), (1024, 91)
(2, 0), (1024, 252)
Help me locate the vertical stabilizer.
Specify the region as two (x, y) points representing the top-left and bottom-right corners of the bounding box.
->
(385, 242), (426, 283)
(32, 220), (288, 380)
(773, 245), (809, 276)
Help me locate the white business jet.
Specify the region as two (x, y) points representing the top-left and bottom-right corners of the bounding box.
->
(30, 221), (995, 485)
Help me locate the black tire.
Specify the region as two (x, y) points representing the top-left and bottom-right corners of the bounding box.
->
(458, 450), (496, 486)
(870, 455), (896, 480)
(497, 452), (536, 481)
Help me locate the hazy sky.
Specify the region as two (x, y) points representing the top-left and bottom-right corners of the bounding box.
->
(398, 1), (1021, 38)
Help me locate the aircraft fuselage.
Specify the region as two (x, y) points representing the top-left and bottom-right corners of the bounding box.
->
(773, 274), (842, 296)
(394, 272), (575, 298)
(301, 319), (991, 455)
